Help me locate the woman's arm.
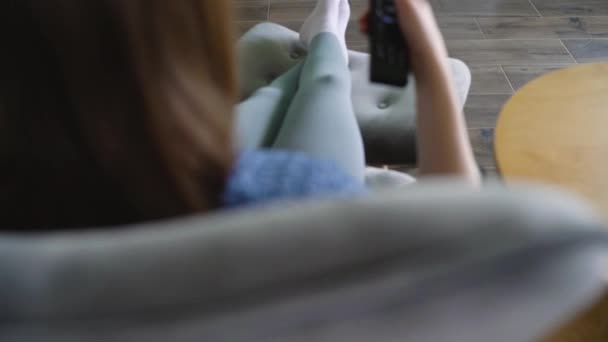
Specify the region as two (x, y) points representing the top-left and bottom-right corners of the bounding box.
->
(362, 0), (481, 186)
(395, 0), (480, 186)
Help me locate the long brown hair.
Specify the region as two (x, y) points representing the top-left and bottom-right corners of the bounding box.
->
(0, 0), (237, 230)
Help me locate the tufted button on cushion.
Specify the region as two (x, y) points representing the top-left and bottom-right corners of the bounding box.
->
(237, 23), (471, 164)
(377, 101), (389, 110)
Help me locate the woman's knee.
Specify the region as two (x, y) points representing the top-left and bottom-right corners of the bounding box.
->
(307, 71), (350, 89)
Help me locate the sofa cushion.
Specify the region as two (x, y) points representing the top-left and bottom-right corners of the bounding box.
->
(365, 167), (416, 191)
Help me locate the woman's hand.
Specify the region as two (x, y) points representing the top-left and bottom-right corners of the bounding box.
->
(360, 0), (448, 79)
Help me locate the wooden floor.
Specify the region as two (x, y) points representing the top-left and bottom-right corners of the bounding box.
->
(235, 0), (608, 175)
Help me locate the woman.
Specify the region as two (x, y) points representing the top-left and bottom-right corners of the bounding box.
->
(0, 0), (479, 231)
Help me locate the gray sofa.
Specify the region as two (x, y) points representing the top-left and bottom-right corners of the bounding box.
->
(237, 23), (472, 165)
(0, 182), (606, 342)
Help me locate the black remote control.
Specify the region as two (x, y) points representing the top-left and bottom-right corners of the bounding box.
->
(369, 0), (410, 87)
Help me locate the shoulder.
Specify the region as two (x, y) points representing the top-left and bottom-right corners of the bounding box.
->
(222, 150), (366, 208)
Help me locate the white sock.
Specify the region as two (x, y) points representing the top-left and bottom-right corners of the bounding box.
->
(338, 0), (351, 37)
(299, 0), (351, 61)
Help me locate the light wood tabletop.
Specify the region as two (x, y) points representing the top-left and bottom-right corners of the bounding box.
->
(496, 63), (608, 221)
(496, 63), (608, 341)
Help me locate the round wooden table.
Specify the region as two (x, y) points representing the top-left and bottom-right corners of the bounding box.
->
(496, 63), (608, 220)
(495, 63), (608, 341)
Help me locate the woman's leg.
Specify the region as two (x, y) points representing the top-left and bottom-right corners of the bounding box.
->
(272, 33), (365, 181)
(235, 63), (303, 150)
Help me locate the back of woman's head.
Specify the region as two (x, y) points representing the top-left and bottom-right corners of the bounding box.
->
(0, 0), (237, 230)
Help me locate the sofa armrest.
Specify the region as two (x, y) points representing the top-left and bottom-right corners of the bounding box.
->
(0, 182), (605, 342)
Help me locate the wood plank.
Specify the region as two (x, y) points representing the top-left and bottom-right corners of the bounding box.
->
(446, 39), (575, 65)
(481, 166), (502, 180)
(346, 0), (368, 17)
(562, 39), (608, 63)
(531, 0), (608, 16)
(269, 0), (367, 21)
(470, 65), (514, 95)
(345, 20), (368, 45)
(269, 0), (314, 21)
(275, 18), (484, 46)
(235, 21), (266, 36)
(429, 0), (539, 17)
(502, 65), (569, 90)
(469, 128), (497, 168)
(586, 17), (608, 38)
(437, 17), (485, 40)
(478, 17), (608, 39)
(464, 94), (511, 129)
(235, 1), (269, 21)
(273, 19), (368, 47)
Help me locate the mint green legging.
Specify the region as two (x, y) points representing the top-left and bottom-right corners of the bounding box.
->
(236, 33), (365, 181)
